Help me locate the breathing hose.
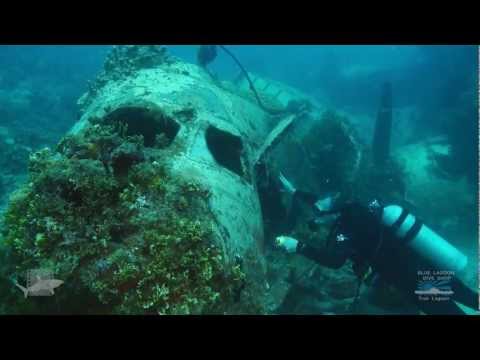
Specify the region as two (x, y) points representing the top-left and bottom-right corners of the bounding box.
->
(218, 45), (289, 115)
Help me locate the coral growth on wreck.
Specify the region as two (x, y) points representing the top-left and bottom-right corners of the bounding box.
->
(280, 110), (363, 196)
(78, 46), (174, 112)
(0, 123), (248, 315)
(304, 111), (361, 191)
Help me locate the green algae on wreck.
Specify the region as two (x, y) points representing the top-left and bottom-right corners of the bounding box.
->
(0, 124), (252, 314)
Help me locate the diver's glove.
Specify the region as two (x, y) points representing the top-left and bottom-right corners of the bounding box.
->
(279, 172), (296, 195)
(275, 236), (299, 253)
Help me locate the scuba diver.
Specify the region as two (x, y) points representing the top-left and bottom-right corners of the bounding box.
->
(275, 173), (479, 315)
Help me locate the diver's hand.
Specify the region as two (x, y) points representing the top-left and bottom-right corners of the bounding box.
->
(279, 172), (296, 195)
(275, 236), (299, 253)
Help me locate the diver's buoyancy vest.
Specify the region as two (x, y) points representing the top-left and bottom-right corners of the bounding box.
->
(381, 205), (468, 273)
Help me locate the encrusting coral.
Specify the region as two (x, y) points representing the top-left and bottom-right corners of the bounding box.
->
(78, 45), (174, 113)
(0, 121), (249, 315)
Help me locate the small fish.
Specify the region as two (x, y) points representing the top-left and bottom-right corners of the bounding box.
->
(14, 276), (64, 298)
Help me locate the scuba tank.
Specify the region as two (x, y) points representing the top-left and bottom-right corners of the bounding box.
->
(381, 205), (468, 273)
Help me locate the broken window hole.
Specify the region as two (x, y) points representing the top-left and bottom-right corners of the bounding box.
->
(103, 106), (180, 148)
(205, 126), (245, 177)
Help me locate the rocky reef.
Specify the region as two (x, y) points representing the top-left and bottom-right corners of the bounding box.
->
(0, 51), (89, 212)
(0, 127), (31, 213)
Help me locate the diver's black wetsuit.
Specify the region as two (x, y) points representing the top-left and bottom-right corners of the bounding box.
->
(288, 192), (478, 315)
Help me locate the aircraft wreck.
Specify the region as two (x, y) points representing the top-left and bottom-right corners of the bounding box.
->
(1, 45), (317, 314)
(2, 45), (473, 315)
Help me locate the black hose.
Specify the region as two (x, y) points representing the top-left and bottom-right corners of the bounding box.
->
(218, 45), (287, 115)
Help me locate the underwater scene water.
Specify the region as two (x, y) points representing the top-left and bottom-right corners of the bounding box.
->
(0, 45), (478, 315)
